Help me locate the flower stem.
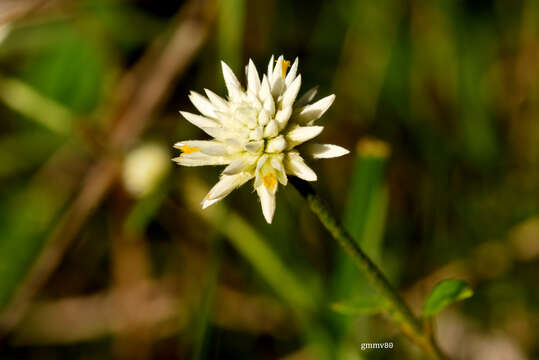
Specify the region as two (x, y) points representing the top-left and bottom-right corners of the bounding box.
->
(291, 177), (447, 360)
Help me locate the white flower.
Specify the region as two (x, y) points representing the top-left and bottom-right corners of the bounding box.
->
(173, 56), (349, 223)
(123, 143), (170, 198)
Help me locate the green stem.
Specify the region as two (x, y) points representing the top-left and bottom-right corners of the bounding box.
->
(291, 177), (447, 360)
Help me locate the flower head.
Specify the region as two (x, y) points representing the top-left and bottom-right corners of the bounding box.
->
(123, 143), (170, 198)
(173, 56), (349, 223)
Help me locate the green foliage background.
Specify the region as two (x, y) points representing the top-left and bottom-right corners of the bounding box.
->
(0, 0), (538, 359)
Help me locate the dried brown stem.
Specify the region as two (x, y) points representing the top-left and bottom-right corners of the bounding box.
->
(12, 282), (290, 345)
(0, 0), (50, 25)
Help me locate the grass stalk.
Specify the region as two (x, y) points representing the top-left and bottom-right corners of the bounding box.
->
(291, 177), (447, 360)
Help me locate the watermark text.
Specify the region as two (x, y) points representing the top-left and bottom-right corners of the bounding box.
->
(360, 342), (394, 351)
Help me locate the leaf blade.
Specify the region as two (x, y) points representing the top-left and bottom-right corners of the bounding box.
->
(422, 279), (473, 317)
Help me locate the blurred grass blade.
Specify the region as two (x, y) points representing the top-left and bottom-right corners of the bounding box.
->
(183, 177), (316, 311)
(330, 295), (388, 316)
(452, 5), (497, 165)
(333, 138), (390, 300)
(330, 138), (390, 341)
(0, 186), (68, 308)
(0, 75), (72, 134)
(422, 279), (473, 317)
(218, 0), (245, 70)
(333, 0), (405, 122)
(0, 144), (83, 311)
(191, 240), (221, 360)
(343, 138), (390, 261)
(183, 179), (333, 358)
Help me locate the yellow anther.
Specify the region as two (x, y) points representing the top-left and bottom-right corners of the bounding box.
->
(276, 59), (291, 78)
(179, 145), (200, 155)
(263, 173), (277, 190)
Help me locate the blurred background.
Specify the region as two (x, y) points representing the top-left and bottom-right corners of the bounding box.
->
(0, 0), (538, 359)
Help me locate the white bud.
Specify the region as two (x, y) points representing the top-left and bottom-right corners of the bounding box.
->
(123, 143), (170, 198)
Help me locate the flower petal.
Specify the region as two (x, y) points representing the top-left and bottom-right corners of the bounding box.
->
(258, 74), (271, 101)
(172, 152), (232, 167)
(270, 55), (285, 97)
(244, 140), (264, 153)
(263, 120), (279, 138)
(249, 126), (263, 140)
(256, 183), (276, 223)
(224, 138), (243, 148)
(305, 143), (350, 159)
(275, 106), (292, 130)
(247, 59), (261, 95)
(256, 154), (269, 173)
(204, 172), (253, 203)
(204, 89), (229, 111)
(199, 144), (229, 156)
(189, 91), (216, 118)
(258, 110), (270, 126)
(174, 140), (210, 150)
(222, 156), (257, 175)
(285, 57), (299, 87)
(266, 135), (287, 153)
(267, 54), (275, 80)
(259, 75), (275, 115)
(295, 86), (318, 108)
(285, 151), (317, 181)
(221, 61), (242, 100)
(200, 127), (232, 140)
(180, 111), (219, 129)
(271, 55), (283, 82)
(270, 155), (288, 185)
(200, 197), (222, 209)
(253, 155), (269, 188)
(174, 140), (227, 156)
(286, 125), (324, 147)
(281, 75), (301, 109)
(295, 94), (335, 124)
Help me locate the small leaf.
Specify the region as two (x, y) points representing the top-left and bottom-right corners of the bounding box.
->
(422, 279), (473, 317)
(330, 295), (388, 316)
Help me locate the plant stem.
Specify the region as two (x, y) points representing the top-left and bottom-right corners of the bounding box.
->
(291, 177), (447, 360)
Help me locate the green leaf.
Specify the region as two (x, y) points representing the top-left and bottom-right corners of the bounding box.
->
(422, 279), (473, 317)
(330, 295), (388, 316)
(18, 22), (105, 115)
